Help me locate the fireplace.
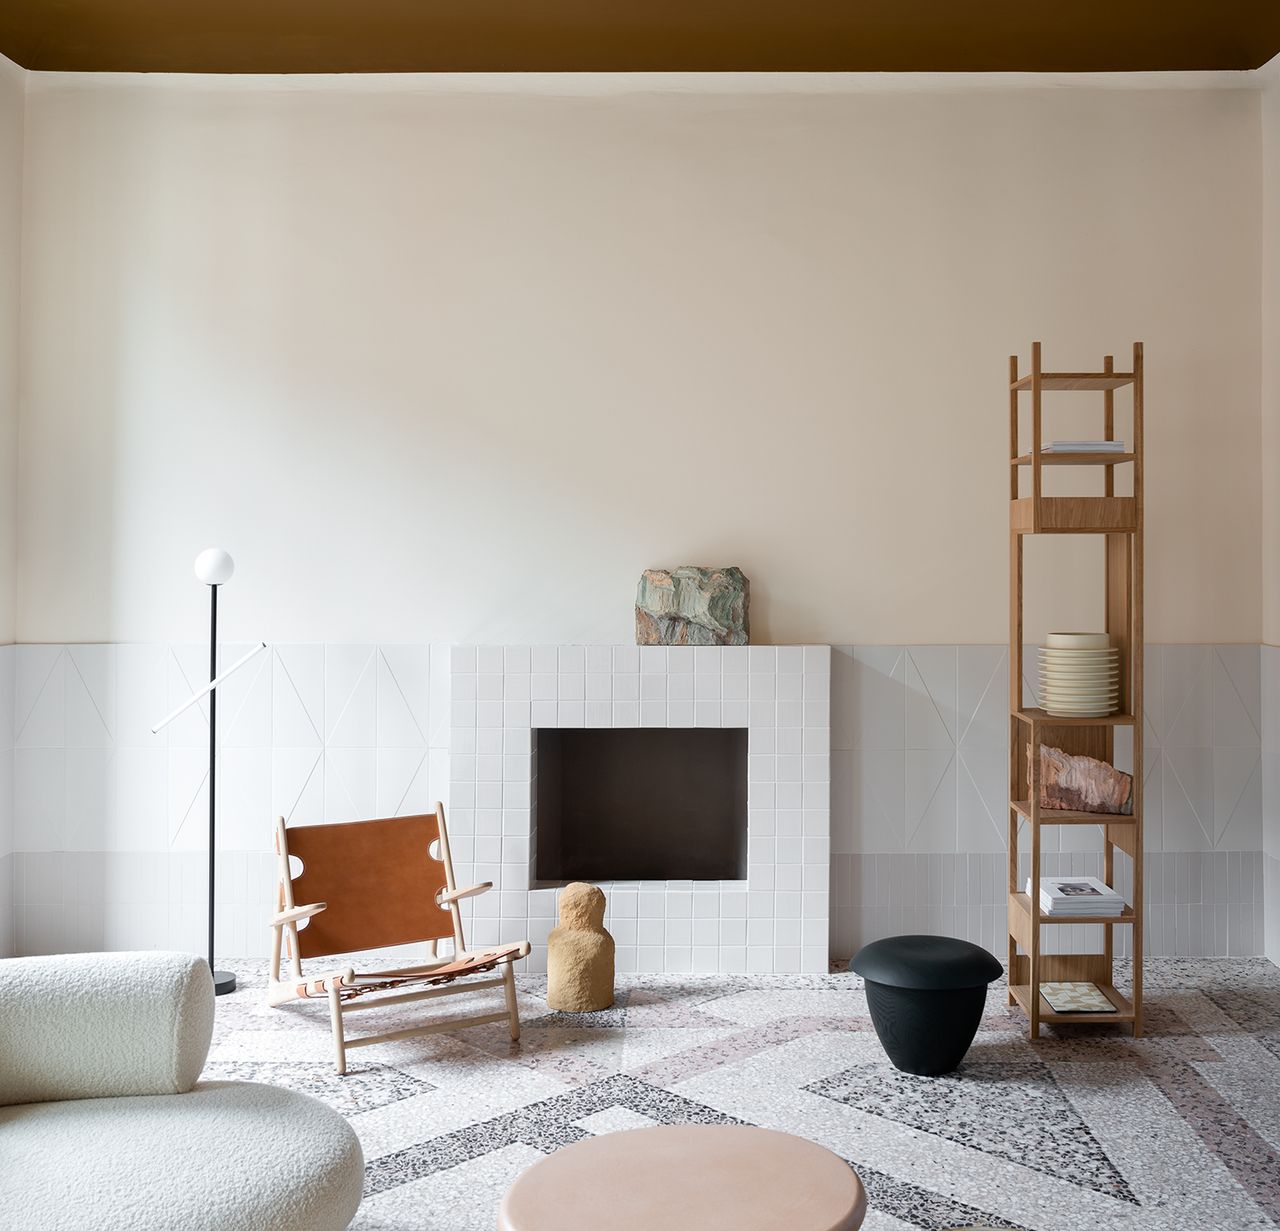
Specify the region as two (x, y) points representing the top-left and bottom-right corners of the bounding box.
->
(534, 728), (748, 882)
(448, 643), (831, 973)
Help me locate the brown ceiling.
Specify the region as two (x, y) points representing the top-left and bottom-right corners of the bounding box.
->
(1, 1), (1278, 75)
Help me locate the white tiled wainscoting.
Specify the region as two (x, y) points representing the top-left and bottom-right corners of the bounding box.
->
(1268, 853), (1280, 965)
(832, 849), (1265, 961)
(1264, 645), (1280, 964)
(830, 643), (1267, 959)
(0, 641), (1271, 965)
(0, 641), (450, 959)
(0, 643), (11, 957)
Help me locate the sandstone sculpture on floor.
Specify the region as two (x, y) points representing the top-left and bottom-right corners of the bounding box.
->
(546, 882), (615, 1012)
(635, 566), (749, 646)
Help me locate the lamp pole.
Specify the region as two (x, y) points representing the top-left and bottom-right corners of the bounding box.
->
(195, 548), (238, 997)
(151, 551), (267, 997)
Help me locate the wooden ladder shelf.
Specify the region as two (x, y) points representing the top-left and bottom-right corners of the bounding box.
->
(1007, 341), (1144, 1038)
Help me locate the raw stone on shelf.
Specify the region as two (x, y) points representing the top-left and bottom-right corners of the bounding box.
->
(634, 566), (749, 646)
(1028, 744), (1134, 815)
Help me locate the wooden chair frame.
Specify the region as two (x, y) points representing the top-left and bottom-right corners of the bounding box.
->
(268, 803), (529, 1074)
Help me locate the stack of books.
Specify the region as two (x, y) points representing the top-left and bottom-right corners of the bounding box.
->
(1025, 876), (1126, 916)
(1045, 439), (1126, 453)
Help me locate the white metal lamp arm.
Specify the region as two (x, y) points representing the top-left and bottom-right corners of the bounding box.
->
(151, 642), (269, 734)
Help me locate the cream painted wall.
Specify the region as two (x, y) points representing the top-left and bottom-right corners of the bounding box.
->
(0, 56), (22, 644)
(0, 56), (19, 950)
(1261, 59), (1280, 963)
(14, 76), (1264, 647)
(1264, 58), (1280, 650)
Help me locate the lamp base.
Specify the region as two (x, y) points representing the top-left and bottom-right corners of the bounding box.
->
(213, 970), (237, 996)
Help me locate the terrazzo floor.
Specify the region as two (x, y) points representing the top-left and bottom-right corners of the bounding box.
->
(209, 958), (1280, 1231)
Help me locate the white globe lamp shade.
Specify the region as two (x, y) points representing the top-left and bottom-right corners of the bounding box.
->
(194, 547), (235, 586)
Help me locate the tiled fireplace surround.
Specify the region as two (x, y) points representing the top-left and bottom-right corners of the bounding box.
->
(0, 642), (1274, 969)
(449, 644), (831, 974)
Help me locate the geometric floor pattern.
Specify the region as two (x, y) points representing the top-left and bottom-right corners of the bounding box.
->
(806, 1061), (1136, 1202)
(209, 958), (1280, 1231)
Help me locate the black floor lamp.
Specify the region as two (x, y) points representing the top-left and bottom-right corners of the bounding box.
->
(153, 548), (267, 996)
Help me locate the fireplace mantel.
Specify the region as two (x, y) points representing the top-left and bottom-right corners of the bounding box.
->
(447, 644), (830, 974)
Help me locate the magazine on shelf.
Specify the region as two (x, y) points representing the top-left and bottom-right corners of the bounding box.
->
(1046, 439), (1126, 452)
(1025, 876), (1126, 915)
(1040, 982), (1118, 1013)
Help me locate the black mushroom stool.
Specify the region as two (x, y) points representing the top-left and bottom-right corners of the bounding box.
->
(851, 935), (1003, 1076)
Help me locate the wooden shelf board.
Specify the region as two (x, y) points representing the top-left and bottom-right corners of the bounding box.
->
(1008, 980), (1135, 1024)
(1011, 451), (1135, 467)
(1010, 373), (1136, 392)
(1010, 800), (1136, 825)
(1012, 707), (1136, 727)
(1009, 891), (1134, 927)
(1010, 495), (1136, 534)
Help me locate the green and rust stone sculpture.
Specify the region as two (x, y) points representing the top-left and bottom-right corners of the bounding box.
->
(635, 566), (749, 646)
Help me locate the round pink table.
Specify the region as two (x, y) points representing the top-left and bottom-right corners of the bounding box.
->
(498, 1124), (867, 1231)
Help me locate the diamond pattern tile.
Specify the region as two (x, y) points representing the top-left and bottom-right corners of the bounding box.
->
(326, 644), (377, 747)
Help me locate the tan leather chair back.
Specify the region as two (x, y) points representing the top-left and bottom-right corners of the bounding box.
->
(283, 813), (455, 958)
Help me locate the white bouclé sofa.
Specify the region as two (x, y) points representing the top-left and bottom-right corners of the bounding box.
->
(0, 951), (365, 1231)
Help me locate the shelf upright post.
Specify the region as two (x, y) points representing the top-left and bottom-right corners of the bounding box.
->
(1008, 353), (1021, 1006)
(1131, 341), (1145, 1035)
(1102, 354), (1117, 974)
(1103, 354), (1115, 499)
(1028, 713), (1042, 1040)
(1031, 341), (1043, 534)
(1010, 353), (1020, 501)
(1027, 340), (1042, 1033)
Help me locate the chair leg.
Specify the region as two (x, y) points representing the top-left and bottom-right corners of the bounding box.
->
(502, 959), (521, 1042)
(328, 984), (347, 1076)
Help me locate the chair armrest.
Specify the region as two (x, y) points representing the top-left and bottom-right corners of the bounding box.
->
(294, 967), (357, 998)
(270, 902), (326, 926)
(438, 882), (493, 904)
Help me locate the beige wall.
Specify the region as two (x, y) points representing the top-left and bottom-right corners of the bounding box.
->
(0, 56), (22, 644)
(1262, 60), (1280, 964)
(1264, 60), (1280, 650)
(14, 75), (1264, 646)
